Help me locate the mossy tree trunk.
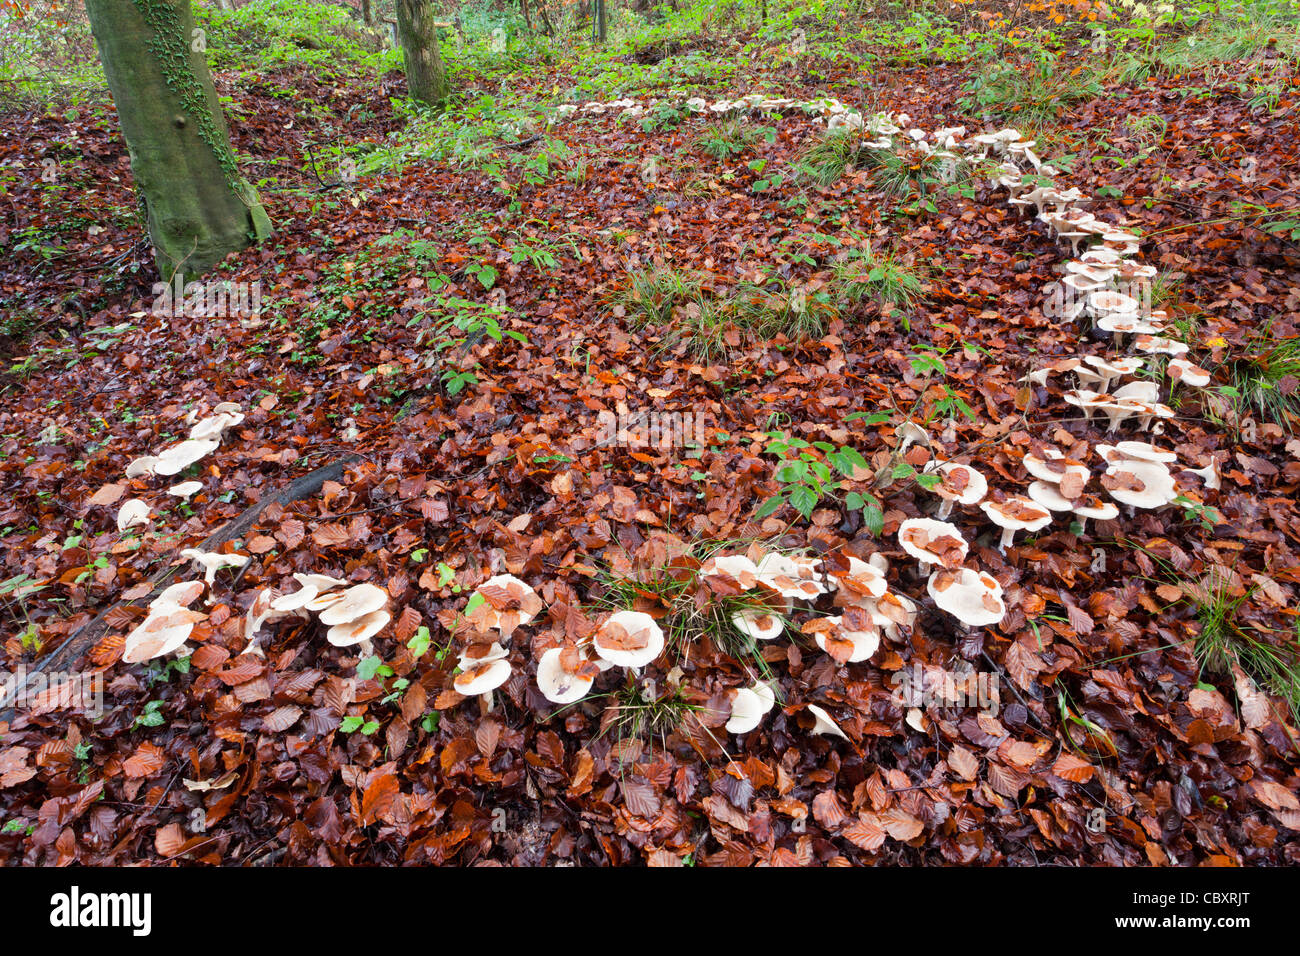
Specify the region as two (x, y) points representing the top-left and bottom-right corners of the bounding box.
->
(84, 0), (271, 283)
(395, 0), (449, 107)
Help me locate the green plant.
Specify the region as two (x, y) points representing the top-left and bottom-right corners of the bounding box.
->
(834, 241), (925, 321)
(756, 432), (882, 531)
(1225, 334), (1300, 433)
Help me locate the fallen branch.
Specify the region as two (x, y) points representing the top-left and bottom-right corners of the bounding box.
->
(0, 455), (361, 725)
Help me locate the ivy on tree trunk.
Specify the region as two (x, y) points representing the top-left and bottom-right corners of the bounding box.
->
(395, 0), (449, 107)
(84, 0), (271, 283)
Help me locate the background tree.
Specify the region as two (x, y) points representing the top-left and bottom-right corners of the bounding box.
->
(395, 0), (448, 106)
(84, 0), (271, 282)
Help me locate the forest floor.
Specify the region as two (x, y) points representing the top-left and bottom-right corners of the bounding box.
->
(1, 7), (1299, 865)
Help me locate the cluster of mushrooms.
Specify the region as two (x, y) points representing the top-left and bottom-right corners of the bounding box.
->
(114, 402), (246, 533)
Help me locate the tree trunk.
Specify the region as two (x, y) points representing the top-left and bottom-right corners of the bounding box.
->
(596, 0), (607, 43)
(84, 0), (270, 283)
(395, 0), (448, 107)
(360, 0), (374, 27)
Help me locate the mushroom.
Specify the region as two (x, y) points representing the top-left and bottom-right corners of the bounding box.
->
(898, 518), (969, 568)
(726, 684), (776, 734)
(927, 567), (1006, 628)
(151, 580), (206, 610)
(116, 498), (152, 533)
(1082, 354), (1144, 391)
(1023, 449), (1089, 495)
(1134, 334), (1189, 356)
(1113, 380), (1160, 403)
(125, 456), (157, 478)
(926, 460), (988, 519)
(180, 547), (250, 586)
(592, 610), (665, 669)
(699, 554), (760, 590)
(1097, 440), (1177, 464)
(895, 420), (931, 452)
(731, 606), (785, 642)
(153, 438), (219, 477)
(829, 555), (888, 606)
(536, 646), (599, 704)
(1088, 289), (1140, 318)
(1168, 357), (1211, 388)
(166, 481), (203, 498)
(318, 583), (389, 627)
(1101, 460), (1177, 510)
(465, 573), (543, 640)
(1071, 495), (1119, 533)
(1183, 460), (1221, 491)
(805, 703), (849, 740)
(980, 497), (1052, 552)
(816, 615), (880, 663)
(754, 553), (828, 602)
(1027, 479), (1075, 514)
(327, 608), (391, 650)
(123, 606), (206, 664)
(294, 572), (349, 592)
(188, 411), (244, 443)
(453, 654), (513, 713)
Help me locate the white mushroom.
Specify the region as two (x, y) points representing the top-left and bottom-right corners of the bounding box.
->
(926, 461), (988, 520)
(318, 583), (389, 627)
(731, 606), (785, 641)
(536, 646), (598, 704)
(592, 610), (665, 669)
(1102, 460), (1177, 510)
(123, 606), (206, 664)
(125, 456), (158, 478)
(153, 438), (219, 477)
(166, 481), (203, 498)
(116, 498), (152, 533)
(699, 554), (760, 589)
(726, 685), (773, 734)
(897, 518), (969, 568)
(180, 547), (250, 586)
(816, 615), (880, 663)
(927, 567), (1006, 628)
(1168, 357), (1211, 388)
(979, 497), (1052, 552)
(327, 609), (390, 648)
(465, 573), (544, 639)
(805, 703), (849, 740)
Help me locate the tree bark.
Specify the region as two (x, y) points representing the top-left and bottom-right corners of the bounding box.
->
(395, 0), (448, 107)
(84, 0), (271, 283)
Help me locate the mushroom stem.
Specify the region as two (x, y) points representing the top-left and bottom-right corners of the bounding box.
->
(935, 498), (954, 520)
(998, 528), (1016, 552)
(479, 692), (495, 716)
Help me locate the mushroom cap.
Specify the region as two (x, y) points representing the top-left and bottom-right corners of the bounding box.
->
(123, 607), (205, 663)
(153, 438), (219, 476)
(754, 553), (827, 599)
(293, 572), (349, 592)
(125, 456), (158, 478)
(592, 610), (665, 668)
(1097, 315), (1164, 335)
(1100, 440), (1178, 464)
(327, 608), (391, 647)
(1102, 460), (1177, 509)
(699, 554), (760, 589)
(305, 590), (346, 613)
(830, 555), (889, 605)
(1168, 357), (1211, 387)
(725, 686), (771, 734)
(150, 579), (205, 610)
(453, 657), (513, 696)
(1083, 354), (1144, 380)
(1073, 495), (1120, 523)
(816, 615), (881, 663)
(805, 703), (849, 740)
(980, 497), (1052, 534)
(271, 584), (319, 613)
(930, 460), (988, 507)
(166, 481), (203, 498)
(1134, 335), (1189, 356)
(1113, 380), (1160, 403)
(898, 518), (969, 568)
(1027, 480), (1075, 512)
(731, 607), (785, 641)
(536, 646), (598, 704)
(188, 411), (244, 443)
(465, 573), (544, 637)
(1023, 450), (1089, 492)
(116, 498), (152, 532)
(927, 567), (1006, 627)
(458, 641), (509, 669)
(318, 583), (389, 626)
